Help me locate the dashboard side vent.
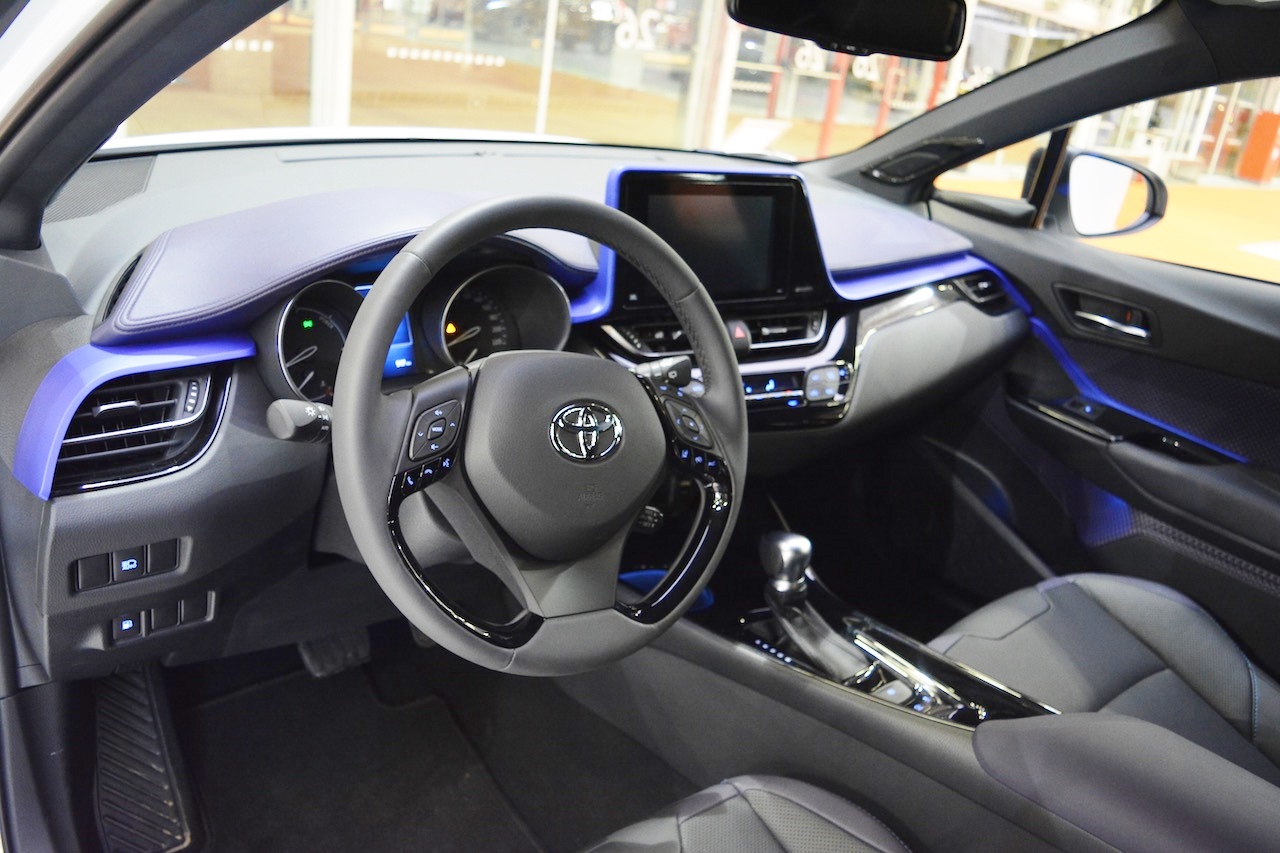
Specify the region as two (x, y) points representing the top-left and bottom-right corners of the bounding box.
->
(99, 255), (141, 322)
(52, 366), (229, 496)
(952, 273), (1010, 311)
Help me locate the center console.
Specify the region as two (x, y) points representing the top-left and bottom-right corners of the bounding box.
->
(738, 532), (1056, 726)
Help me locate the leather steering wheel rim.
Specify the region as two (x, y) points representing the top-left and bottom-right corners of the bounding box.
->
(333, 195), (747, 675)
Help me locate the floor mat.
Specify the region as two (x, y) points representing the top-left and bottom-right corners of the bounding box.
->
(365, 630), (698, 852)
(177, 667), (542, 853)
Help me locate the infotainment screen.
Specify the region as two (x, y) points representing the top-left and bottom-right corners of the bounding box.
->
(614, 172), (802, 307)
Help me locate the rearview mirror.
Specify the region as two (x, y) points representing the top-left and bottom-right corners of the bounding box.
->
(727, 0), (966, 61)
(1065, 153), (1167, 237)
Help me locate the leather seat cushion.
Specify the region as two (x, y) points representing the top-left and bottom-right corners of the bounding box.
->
(583, 774), (911, 853)
(931, 573), (1280, 784)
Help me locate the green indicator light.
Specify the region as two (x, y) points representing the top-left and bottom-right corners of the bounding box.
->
(301, 319), (314, 329)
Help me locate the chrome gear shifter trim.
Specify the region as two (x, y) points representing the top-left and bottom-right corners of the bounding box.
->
(758, 531), (1006, 725)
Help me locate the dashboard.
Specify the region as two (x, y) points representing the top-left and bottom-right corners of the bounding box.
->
(0, 141), (1028, 684)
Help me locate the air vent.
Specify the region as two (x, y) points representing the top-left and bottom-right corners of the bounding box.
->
(607, 320), (689, 355)
(743, 312), (826, 349)
(52, 366), (229, 496)
(605, 310), (826, 357)
(952, 273), (1009, 311)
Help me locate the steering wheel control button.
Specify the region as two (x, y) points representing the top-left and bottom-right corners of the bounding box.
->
(549, 402), (624, 462)
(663, 399), (712, 448)
(410, 400), (461, 460)
(396, 454), (456, 500)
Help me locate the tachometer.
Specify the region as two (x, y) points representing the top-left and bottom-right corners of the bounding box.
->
(280, 306), (346, 402)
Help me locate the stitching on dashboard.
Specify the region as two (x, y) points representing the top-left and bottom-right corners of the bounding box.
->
(113, 229), (172, 322)
(112, 232), (419, 337)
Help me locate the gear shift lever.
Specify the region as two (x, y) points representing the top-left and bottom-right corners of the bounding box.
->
(754, 531), (979, 720)
(760, 532), (812, 605)
(759, 531), (871, 682)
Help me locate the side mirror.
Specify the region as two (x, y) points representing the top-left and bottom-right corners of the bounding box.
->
(1064, 153), (1167, 237)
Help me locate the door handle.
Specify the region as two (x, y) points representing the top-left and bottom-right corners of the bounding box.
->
(1072, 310), (1151, 340)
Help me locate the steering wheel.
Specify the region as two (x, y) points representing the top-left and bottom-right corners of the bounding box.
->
(333, 196), (747, 676)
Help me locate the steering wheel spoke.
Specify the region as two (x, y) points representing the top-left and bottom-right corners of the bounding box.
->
(615, 374), (734, 623)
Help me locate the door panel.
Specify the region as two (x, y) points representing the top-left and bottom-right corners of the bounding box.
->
(929, 200), (1280, 674)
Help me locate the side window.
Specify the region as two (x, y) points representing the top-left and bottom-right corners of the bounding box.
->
(938, 78), (1280, 284)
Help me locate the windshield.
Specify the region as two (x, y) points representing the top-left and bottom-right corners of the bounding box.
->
(117, 0), (1155, 161)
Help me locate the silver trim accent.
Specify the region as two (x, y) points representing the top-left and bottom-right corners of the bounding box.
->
(737, 316), (849, 374)
(851, 283), (964, 388)
(601, 310), (828, 359)
(744, 389), (805, 403)
(1072, 309), (1151, 340)
(62, 376), (211, 447)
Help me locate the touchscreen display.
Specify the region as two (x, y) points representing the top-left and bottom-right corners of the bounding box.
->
(615, 172), (800, 307)
(646, 190), (775, 298)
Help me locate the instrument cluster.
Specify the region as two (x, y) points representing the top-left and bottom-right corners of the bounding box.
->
(259, 258), (573, 404)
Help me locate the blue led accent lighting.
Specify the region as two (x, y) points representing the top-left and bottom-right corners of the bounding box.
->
(619, 569), (714, 612)
(1028, 318), (1248, 464)
(343, 250), (398, 276)
(976, 482), (1014, 524)
(831, 253), (991, 302)
(1077, 485), (1137, 548)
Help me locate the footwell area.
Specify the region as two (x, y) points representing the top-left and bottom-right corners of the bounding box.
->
(168, 624), (696, 852)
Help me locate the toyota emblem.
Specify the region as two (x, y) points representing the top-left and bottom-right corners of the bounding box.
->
(549, 403), (623, 462)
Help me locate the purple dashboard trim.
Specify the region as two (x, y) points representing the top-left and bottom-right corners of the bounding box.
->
(830, 254), (1002, 303)
(14, 336), (256, 500)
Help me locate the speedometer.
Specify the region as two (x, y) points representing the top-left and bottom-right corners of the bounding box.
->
(443, 285), (518, 365)
(430, 265), (572, 367)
